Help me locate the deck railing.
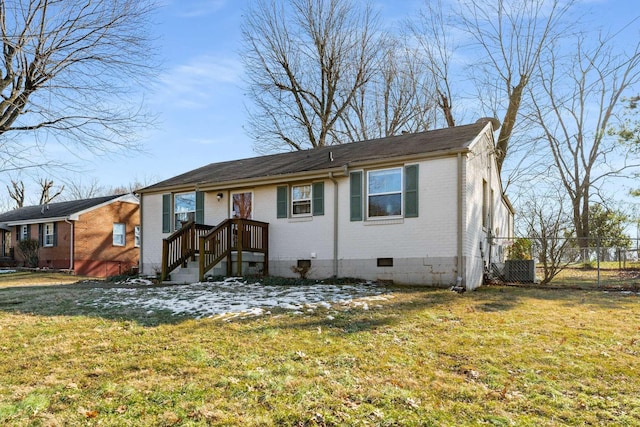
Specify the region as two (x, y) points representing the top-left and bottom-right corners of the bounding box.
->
(160, 220), (213, 281)
(199, 218), (269, 281)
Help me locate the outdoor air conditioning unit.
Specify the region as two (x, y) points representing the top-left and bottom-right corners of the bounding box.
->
(503, 260), (536, 283)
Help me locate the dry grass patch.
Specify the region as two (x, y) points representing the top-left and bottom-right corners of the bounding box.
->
(0, 284), (639, 426)
(0, 271), (97, 288)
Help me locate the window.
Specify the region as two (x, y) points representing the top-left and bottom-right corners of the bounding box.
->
(134, 225), (140, 247)
(292, 185), (312, 215)
(20, 225), (28, 241)
(232, 192), (253, 219)
(367, 168), (402, 217)
(43, 223), (55, 247)
(277, 183), (324, 218)
(482, 179), (488, 228)
(113, 223), (125, 246)
(174, 192), (196, 230)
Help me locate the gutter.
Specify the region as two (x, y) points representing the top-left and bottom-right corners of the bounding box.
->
(328, 172), (340, 278)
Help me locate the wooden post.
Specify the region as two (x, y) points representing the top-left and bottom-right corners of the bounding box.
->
(226, 222), (232, 276)
(237, 220), (243, 276)
(160, 239), (169, 281)
(190, 223), (196, 262)
(198, 235), (205, 282)
(263, 223), (269, 275)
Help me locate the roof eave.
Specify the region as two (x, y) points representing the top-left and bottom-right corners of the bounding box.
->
(139, 147), (471, 195)
(4, 216), (71, 226)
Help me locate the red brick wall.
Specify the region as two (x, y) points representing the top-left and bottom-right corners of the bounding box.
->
(12, 222), (73, 269)
(11, 200), (140, 277)
(74, 201), (140, 277)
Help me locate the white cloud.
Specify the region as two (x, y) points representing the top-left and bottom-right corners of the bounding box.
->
(152, 55), (243, 109)
(174, 0), (227, 18)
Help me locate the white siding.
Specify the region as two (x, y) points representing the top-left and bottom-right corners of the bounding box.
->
(140, 194), (164, 275)
(463, 130), (511, 289)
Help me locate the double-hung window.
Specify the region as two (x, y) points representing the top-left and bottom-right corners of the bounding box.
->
(367, 168), (403, 218)
(174, 192), (196, 230)
(20, 225), (28, 241)
(277, 182), (324, 218)
(43, 223), (55, 247)
(292, 185), (312, 215)
(113, 223), (125, 246)
(134, 225), (140, 247)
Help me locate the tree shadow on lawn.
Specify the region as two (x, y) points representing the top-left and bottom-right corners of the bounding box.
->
(0, 280), (633, 328)
(473, 285), (639, 312)
(0, 281), (450, 328)
(0, 281), (195, 326)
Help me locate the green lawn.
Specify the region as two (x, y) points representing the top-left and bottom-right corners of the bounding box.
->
(0, 278), (638, 426)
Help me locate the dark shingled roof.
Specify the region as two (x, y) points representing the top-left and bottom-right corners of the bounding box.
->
(141, 122), (489, 192)
(0, 194), (126, 223)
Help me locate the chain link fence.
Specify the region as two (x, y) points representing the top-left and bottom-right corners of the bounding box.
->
(487, 236), (640, 290)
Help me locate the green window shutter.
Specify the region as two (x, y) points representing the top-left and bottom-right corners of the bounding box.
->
(38, 224), (43, 246)
(404, 164), (419, 218)
(277, 186), (288, 218)
(350, 171), (363, 221)
(162, 194), (171, 233)
(312, 182), (324, 216)
(53, 223), (58, 247)
(195, 191), (204, 224)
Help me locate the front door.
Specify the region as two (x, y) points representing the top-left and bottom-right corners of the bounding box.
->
(231, 192), (253, 219)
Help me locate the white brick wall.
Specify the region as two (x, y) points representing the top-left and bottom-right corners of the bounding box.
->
(140, 131), (513, 286)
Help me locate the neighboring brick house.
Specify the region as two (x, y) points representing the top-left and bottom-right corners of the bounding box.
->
(0, 194), (139, 277)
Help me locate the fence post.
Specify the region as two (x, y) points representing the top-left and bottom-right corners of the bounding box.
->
(596, 237), (601, 287)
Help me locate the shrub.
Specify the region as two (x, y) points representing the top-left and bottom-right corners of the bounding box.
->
(508, 238), (532, 260)
(17, 239), (39, 268)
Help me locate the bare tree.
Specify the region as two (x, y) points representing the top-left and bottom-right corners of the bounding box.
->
(530, 34), (640, 251)
(411, 0), (574, 171)
(334, 37), (437, 142)
(38, 178), (63, 204)
(408, 0), (458, 128)
(63, 177), (106, 200)
(7, 179), (25, 208)
(0, 0), (156, 172)
(520, 195), (574, 285)
(242, 0), (384, 152)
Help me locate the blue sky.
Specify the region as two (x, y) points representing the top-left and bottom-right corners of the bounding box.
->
(4, 0), (639, 201)
(88, 0), (420, 190)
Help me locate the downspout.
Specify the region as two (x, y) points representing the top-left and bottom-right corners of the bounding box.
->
(64, 219), (74, 272)
(328, 172), (339, 278)
(487, 145), (493, 271)
(139, 195), (144, 274)
(457, 153), (464, 288)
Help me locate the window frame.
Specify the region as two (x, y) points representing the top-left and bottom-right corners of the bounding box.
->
(231, 191), (253, 219)
(20, 225), (28, 241)
(366, 167), (403, 219)
(291, 184), (312, 216)
(174, 192), (196, 230)
(113, 223), (126, 247)
(134, 225), (140, 248)
(43, 222), (55, 247)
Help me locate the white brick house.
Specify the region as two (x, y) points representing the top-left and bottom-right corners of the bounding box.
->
(138, 120), (513, 290)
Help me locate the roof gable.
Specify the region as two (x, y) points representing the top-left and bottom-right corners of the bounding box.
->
(0, 194), (138, 225)
(141, 122), (493, 193)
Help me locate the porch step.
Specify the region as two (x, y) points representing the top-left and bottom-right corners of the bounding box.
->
(166, 252), (266, 284)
